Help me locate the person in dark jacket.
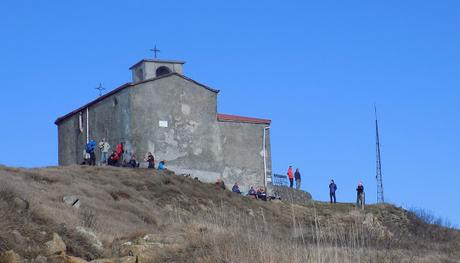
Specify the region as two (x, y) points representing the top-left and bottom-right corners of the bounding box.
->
(248, 186), (257, 198)
(356, 181), (365, 208)
(107, 150), (119, 166)
(215, 178), (226, 190)
(145, 152), (155, 169)
(294, 168), (301, 190)
(127, 153), (138, 168)
(232, 183), (241, 194)
(257, 187), (267, 201)
(329, 180), (337, 203)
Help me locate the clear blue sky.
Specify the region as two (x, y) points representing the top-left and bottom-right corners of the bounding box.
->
(1, 1), (459, 226)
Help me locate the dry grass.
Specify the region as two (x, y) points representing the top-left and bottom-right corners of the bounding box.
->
(0, 165), (459, 262)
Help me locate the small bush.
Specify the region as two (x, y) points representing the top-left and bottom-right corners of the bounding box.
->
(81, 209), (98, 229)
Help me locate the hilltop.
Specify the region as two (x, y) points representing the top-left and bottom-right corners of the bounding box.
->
(0, 165), (458, 263)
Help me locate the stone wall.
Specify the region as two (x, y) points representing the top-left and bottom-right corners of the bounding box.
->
(57, 74), (272, 191)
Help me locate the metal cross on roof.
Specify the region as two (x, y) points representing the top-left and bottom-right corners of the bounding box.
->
(150, 45), (160, 58)
(95, 83), (105, 97)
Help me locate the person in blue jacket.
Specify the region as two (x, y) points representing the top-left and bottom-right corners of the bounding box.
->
(85, 139), (97, 166)
(232, 183), (242, 194)
(329, 179), (337, 203)
(158, 160), (166, 170)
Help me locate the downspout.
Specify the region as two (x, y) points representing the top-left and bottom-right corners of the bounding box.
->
(86, 107), (89, 144)
(263, 126), (270, 188)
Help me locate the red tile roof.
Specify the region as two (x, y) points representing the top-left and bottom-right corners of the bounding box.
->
(217, 114), (271, 125)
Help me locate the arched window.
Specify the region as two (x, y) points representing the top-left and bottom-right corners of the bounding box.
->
(156, 66), (171, 77)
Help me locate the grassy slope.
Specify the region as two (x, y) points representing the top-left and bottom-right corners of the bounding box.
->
(0, 165), (459, 262)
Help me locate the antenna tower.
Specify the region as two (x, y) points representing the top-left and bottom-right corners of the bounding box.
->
(375, 105), (385, 203)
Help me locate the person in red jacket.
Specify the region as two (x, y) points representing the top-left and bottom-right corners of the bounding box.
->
(117, 142), (124, 164)
(287, 166), (294, 188)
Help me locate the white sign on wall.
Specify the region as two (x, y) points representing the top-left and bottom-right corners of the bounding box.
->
(159, 120), (168, 128)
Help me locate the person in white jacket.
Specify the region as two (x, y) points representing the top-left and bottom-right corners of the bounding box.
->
(98, 138), (111, 165)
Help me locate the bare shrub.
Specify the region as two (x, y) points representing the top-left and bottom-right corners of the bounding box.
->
(81, 209), (98, 229)
(109, 191), (131, 201)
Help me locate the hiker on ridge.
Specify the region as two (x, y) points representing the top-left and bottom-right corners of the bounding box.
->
(356, 181), (365, 208)
(294, 168), (301, 190)
(287, 166), (294, 188)
(329, 179), (337, 203)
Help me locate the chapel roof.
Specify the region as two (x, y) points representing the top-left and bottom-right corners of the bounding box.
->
(129, 59), (186, 69)
(217, 114), (271, 125)
(54, 73), (219, 125)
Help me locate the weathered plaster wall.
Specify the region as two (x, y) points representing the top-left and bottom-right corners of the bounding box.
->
(57, 74), (272, 192)
(218, 121), (272, 193)
(129, 75), (223, 182)
(58, 88), (132, 165)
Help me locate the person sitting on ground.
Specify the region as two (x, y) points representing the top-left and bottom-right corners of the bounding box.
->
(127, 153), (138, 168)
(81, 149), (90, 165)
(107, 150), (119, 166)
(269, 191), (281, 200)
(158, 160), (166, 170)
(248, 186), (257, 198)
(145, 152), (155, 169)
(215, 178), (226, 190)
(257, 187), (267, 201)
(232, 183), (241, 194)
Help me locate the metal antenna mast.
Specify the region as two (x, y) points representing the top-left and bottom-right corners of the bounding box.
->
(375, 105), (385, 203)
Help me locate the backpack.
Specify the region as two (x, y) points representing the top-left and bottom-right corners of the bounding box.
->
(85, 140), (95, 153)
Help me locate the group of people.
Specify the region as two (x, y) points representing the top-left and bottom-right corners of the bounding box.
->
(287, 166), (365, 208)
(327, 179), (366, 208)
(232, 183), (280, 201)
(287, 166), (302, 190)
(83, 138), (166, 170)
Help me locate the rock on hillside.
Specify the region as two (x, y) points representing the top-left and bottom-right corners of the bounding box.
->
(0, 165), (459, 263)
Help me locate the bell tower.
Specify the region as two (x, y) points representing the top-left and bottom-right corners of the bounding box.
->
(129, 59), (185, 83)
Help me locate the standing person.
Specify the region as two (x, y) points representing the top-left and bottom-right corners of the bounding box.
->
(98, 138), (110, 165)
(145, 152), (155, 169)
(85, 139), (97, 166)
(117, 142), (124, 165)
(329, 180), (337, 203)
(356, 181), (365, 209)
(294, 168), (301, 190)
(287, 166), (294, 188)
